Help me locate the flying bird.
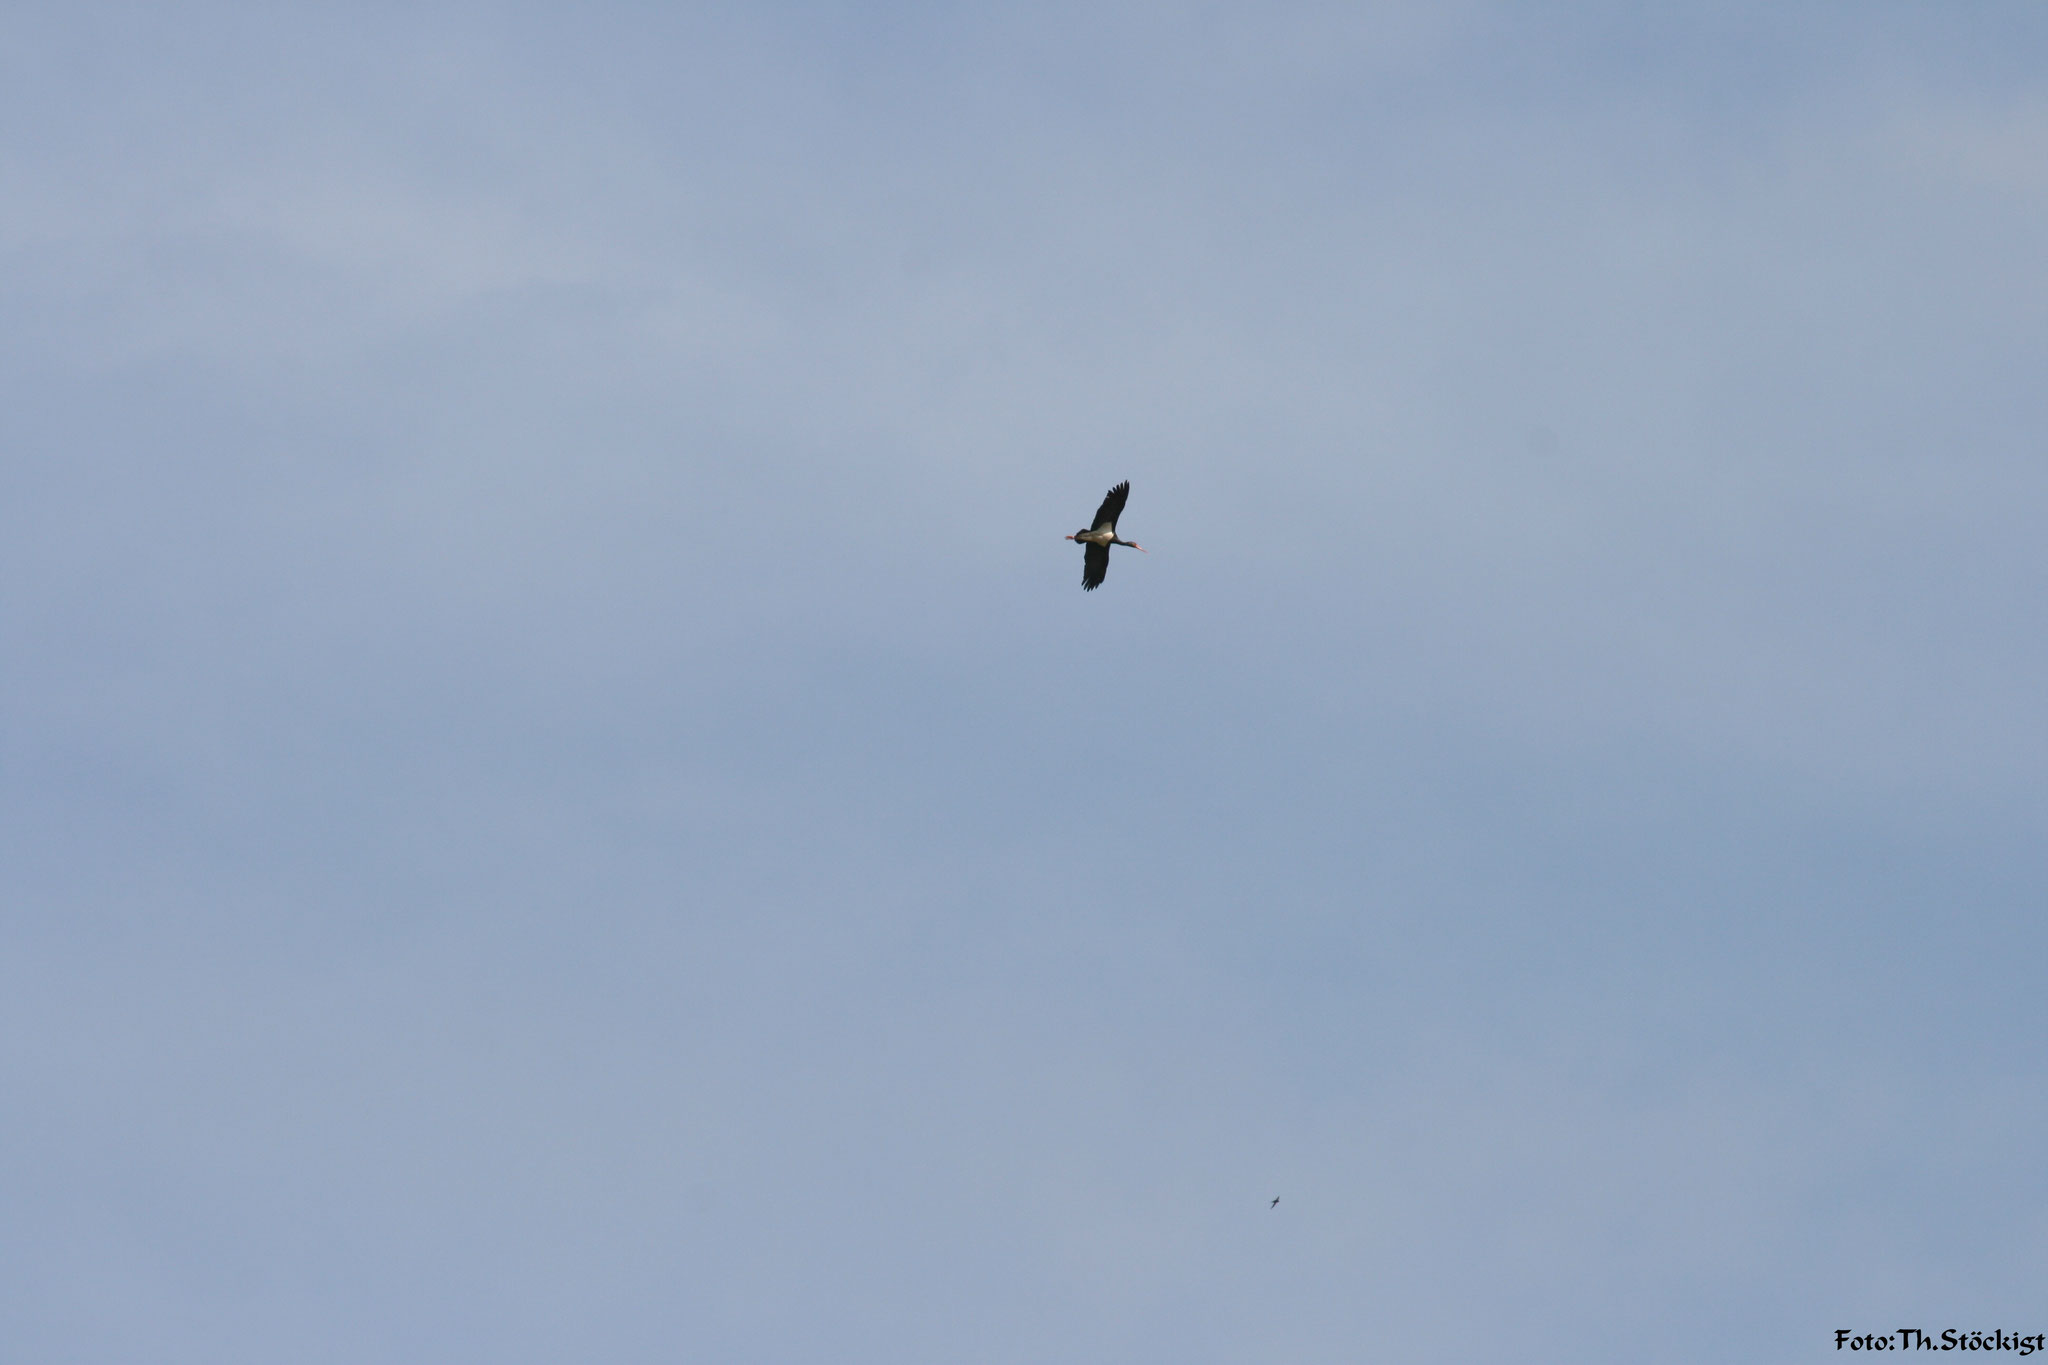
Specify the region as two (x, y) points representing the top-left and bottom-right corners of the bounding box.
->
(1270, 1197), (1280, 1209)
(1066, 480), (1145, 591)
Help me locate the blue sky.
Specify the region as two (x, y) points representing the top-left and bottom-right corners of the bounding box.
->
(4, 4), (2046, 1360)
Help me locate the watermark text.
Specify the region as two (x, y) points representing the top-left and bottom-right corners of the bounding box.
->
(1836, 1331), (2045, 1355)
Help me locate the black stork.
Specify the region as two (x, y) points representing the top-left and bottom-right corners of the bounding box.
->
(1066, 480), (1146, 591)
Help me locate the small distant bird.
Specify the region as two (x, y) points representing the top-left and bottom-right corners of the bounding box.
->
(1270, 1197), (1280, 1208)
(1066, 480), (1145, 591)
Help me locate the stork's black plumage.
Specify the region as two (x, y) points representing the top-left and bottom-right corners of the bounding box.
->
(1066, 480), (1144, 591)
(1090, 480), (1129, 534)
(1082, 541), (1110, 591)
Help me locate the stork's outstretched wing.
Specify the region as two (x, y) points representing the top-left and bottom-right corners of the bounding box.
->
(1090, 481), (1130, 534)
(1082, 541), (1110, 591)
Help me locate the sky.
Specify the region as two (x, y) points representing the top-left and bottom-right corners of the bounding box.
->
(4, 3), (2047, 1361)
